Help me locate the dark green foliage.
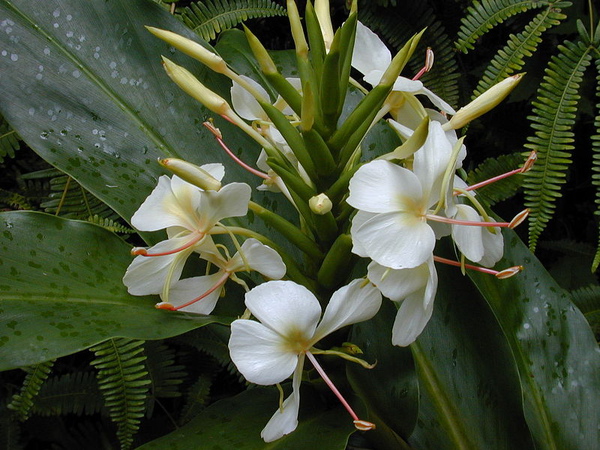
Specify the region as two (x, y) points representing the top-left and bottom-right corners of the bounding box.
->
(90, 339), (151, 450)
(455, 0), (570, 52)
(0, 115), (19, 163)
(592, 59), (600, 271)
(523, 39), (593, 251)
(31, 371), (104, 417)
(177, 373), (214, 425)
(144, 341), (186, 417)
(7, 360), (55, 422)
(359, 1), (460, 107)
(180, 0), (287, 41)
(571, 284), (600, 337)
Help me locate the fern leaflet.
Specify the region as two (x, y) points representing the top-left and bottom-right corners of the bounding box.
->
(456, 0), (572, 53)
(472, 7), (567, 97)
(0, 115), (19, 162)
(181, 0), (287, 42)
(592, 58), (600, 271)
(7, 360), (55, 421)
(90, 339), (150, 450)
(523, 39), (593, 251)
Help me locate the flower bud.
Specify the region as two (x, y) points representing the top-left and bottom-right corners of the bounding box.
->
(161, 57), (232, 115)
(159, 158), (222, 191)
(445, 74), (524, 130)
(146, 27), (228, 74)
(243, 25), (278, 75)
(315, 0), (334, 52)
(309, 193), (333, 215)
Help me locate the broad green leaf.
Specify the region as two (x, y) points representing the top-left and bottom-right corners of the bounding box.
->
(347, 301), (417, 449)
(0, 0), (267, 232)
(138, 386), (355, 449)
(409, 261), (533, 449)
(468, 229), (600, 448)
(0, 211), (225, 371)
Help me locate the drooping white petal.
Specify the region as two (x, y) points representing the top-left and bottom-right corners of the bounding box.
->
(122, 240), (193, 295)
(391, 77), (424, 93)
(314, 279), (382, 341)
(367, 261), (428, 302)
(244, 281), (321, 339)
(352, 22), (390, 79)
(451, 204), (486, 262)
(229, 319), (300, 385)
(228, 239), (286, 279)
(132, 175), (201, 231)
(347, 160), (424, 214)
(200, 163), (225, 182)
(413, 121), (454, 205)
(352, 211), (435, 269)
(419, 86), (456, 115)
(348, 211), (373, 258)
(260, 355), (304, 442)
(197, 182), (251, 230)
(231, 75), (269, 121)
(478, 225), (504, 267)
(391, 291), (435, 347)
(166, 272), (224, 314)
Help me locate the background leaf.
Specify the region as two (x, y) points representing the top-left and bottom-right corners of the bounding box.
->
(468, 229), (600, 448)
(0, 211), (225, 371)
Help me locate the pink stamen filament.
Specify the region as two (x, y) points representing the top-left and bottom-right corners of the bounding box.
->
(461, 151), (537, 193)
(203, 121), (269, 180)
(426, 214), (510, 228)
(132, 232), (204, 256)
(171, 271), (231, 311)
(433, 256), (523, 278)
(305, 351), (374, 430)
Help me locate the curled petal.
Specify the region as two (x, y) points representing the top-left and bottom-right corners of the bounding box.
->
(166, 272), (224, 314)
(367, 261), (428, 302)
(228, 238), (286, 279)
(391, 292), (435, 347)
(352, 211), (435, 269)
(244, 281), (321, 339)
(479, 226), (504, 268)
(261, 355), (304, 442)
(348, 160), (424, 214)
(231, 75), (269, 121)
(199, 182), (252, 229)
(314, 279), (382, 341)
(229, 319), (299, 385)
(452, 204), (485, 263)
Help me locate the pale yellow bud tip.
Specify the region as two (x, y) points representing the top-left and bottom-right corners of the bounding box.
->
(309, 193), (333, 215)
(445, 73), (524, 130)
(159, 158), (222, 191)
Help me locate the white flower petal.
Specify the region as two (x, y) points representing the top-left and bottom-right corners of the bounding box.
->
(260, 355), (304, 442)
(392, 77), (423, 93)
(391, 292), (434, 347)
(419, 86), (456, 115)
(352, 22), (391, 78)
(479, 226), (504, 267)
(367, 261), (428, 302)
(132, 175), (200, 231)
(347, 160), (424, 214)
(352, 211), (435, 269)
(231, 75), (269, 121)
(314, 279), (382, 341)
(452, 204), (485, 263)
(199, 182), (251, 229)
(229, 319), (299, 385)
(166, 272), (224, 314)
(200, 163), (225, 182)
(228, 239), (286, 279)
(245, 281), (321, 339)
(122, 240), (192, 295)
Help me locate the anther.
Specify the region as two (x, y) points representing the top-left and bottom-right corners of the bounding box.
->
(495, 265), (523, 279)
(155, 302), (175, 311)
(353, 420), (376, 431)
(509, 209), (529, 228)
(131, 247), (148, 256)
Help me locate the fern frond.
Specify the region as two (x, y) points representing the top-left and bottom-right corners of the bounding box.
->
(31, 371), (104, 417)
(0, 404), (23, 450)
(571, 284), (600, 335)
(0, 115), (20, 162)
(87, 215), (134, 234)
(472, 7), (567, 97)
(0, 188), (34, 210)
(456, 0), (572, 53)
(591, 58), (600, 272)
(144, 341), (186, 417)
(181, 0), (287, 42)
(178, 373), (214, 425)
(523, 39), (593, 251)
(360, 2), (460, 107)
(90, 339), (150, 450)
(7, 360), (55, 421)
(466, 152), (526, 206)
(40, 175), (119, 220)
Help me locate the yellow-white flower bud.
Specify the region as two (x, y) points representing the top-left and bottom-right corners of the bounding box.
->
(444, 74), (524, 130)
(161, 57), (231, 115)
(146, 27), (228, 74)
(309, 193), (333, 215)
(315, 0), (334, 52)
(158, 158), (222, 191)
